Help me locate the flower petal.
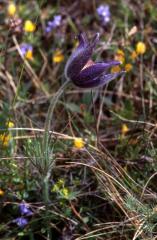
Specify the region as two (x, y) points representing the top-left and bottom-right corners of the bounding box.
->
(64, 33), (99, 79)
(73, 71), (125, 88)
(19, 203), (33, 216)
(13, 217), (28, 228)
(74, 61), (120, 83)
(77, 33), (88, 47)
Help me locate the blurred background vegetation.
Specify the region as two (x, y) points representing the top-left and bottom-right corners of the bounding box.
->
(1, 0), (157, 239)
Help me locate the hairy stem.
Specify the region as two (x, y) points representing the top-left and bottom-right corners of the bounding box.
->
(43, 79), (70, 166)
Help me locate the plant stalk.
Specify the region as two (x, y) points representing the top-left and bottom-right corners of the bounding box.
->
(43, 79), (70, 159)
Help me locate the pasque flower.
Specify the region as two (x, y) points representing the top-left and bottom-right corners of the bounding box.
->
(65, 33), (124, 88)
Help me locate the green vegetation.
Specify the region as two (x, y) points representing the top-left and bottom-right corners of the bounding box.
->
(0, 0), (157, 239)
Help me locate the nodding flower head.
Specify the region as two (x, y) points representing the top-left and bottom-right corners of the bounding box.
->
(64, 33), (124, 89)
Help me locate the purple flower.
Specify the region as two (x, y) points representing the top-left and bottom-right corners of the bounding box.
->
(45, 15), (62, 33)
(20, 43), (33, 57)
(13, 217), (28, 228)
(53, 15), (62, 27)
(19, 203), (33, 216)
(45, 26), (52, 33)
(97, 4), (111, 25)
(65, 33), (124, 88)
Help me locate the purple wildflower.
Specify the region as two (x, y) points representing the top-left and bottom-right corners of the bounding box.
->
(65, 33), (124, 88)
(20, 43), (33, 57)
(53, 15), (62, 27)
(19, 203), (33, 216)
(97, 4), (111, 25)
(45, 15), (62, 33)
(13, 217), (28, 228)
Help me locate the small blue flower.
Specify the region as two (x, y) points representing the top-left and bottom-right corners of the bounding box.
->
(13, 217), (28, 228)
(45, 26), (52, 33)
(65, 33), (124, 89)
(19, 203), (33, 216)
(20, 43), (33, 57)
(97, 4), (111, 25)
(53, 15), (62, 27)
(45, 15), (62, 33)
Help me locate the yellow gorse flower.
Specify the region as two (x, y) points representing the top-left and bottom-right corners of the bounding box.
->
(24, 20), (36, 32)
(53, 50), (64, 63)
(7, 2), (16, 16)
(136, 42), (146, 55)
(125, 63), (133, 72)
(0, 189), (4, 196)
(0, 133), (11, 147)
(74, 138), (85, 149)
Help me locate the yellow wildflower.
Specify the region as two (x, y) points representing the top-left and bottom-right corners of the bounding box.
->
(116, 49), (125, 56)
(53, 50), (64, 63)
(58, 179), (64, 187)
(6, 121), (14, 128)
(0, 189), (4, 196)
(136, 42), (146, 55)
(0, 133), (11, 147)
(125, 63), (133, 72)
(52, 184), (58, 192)
(121, 124), (129, 135)
(131, 50), (138, 60)
(111, 65), (121, 73)
(25, 50), (33, 60)
(115, 49), (125, 64)
(7, 2), (16, 16)
(74, 138), (85, 149)
(24, 20), (36, 32)
(62, 188), (69, 198)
